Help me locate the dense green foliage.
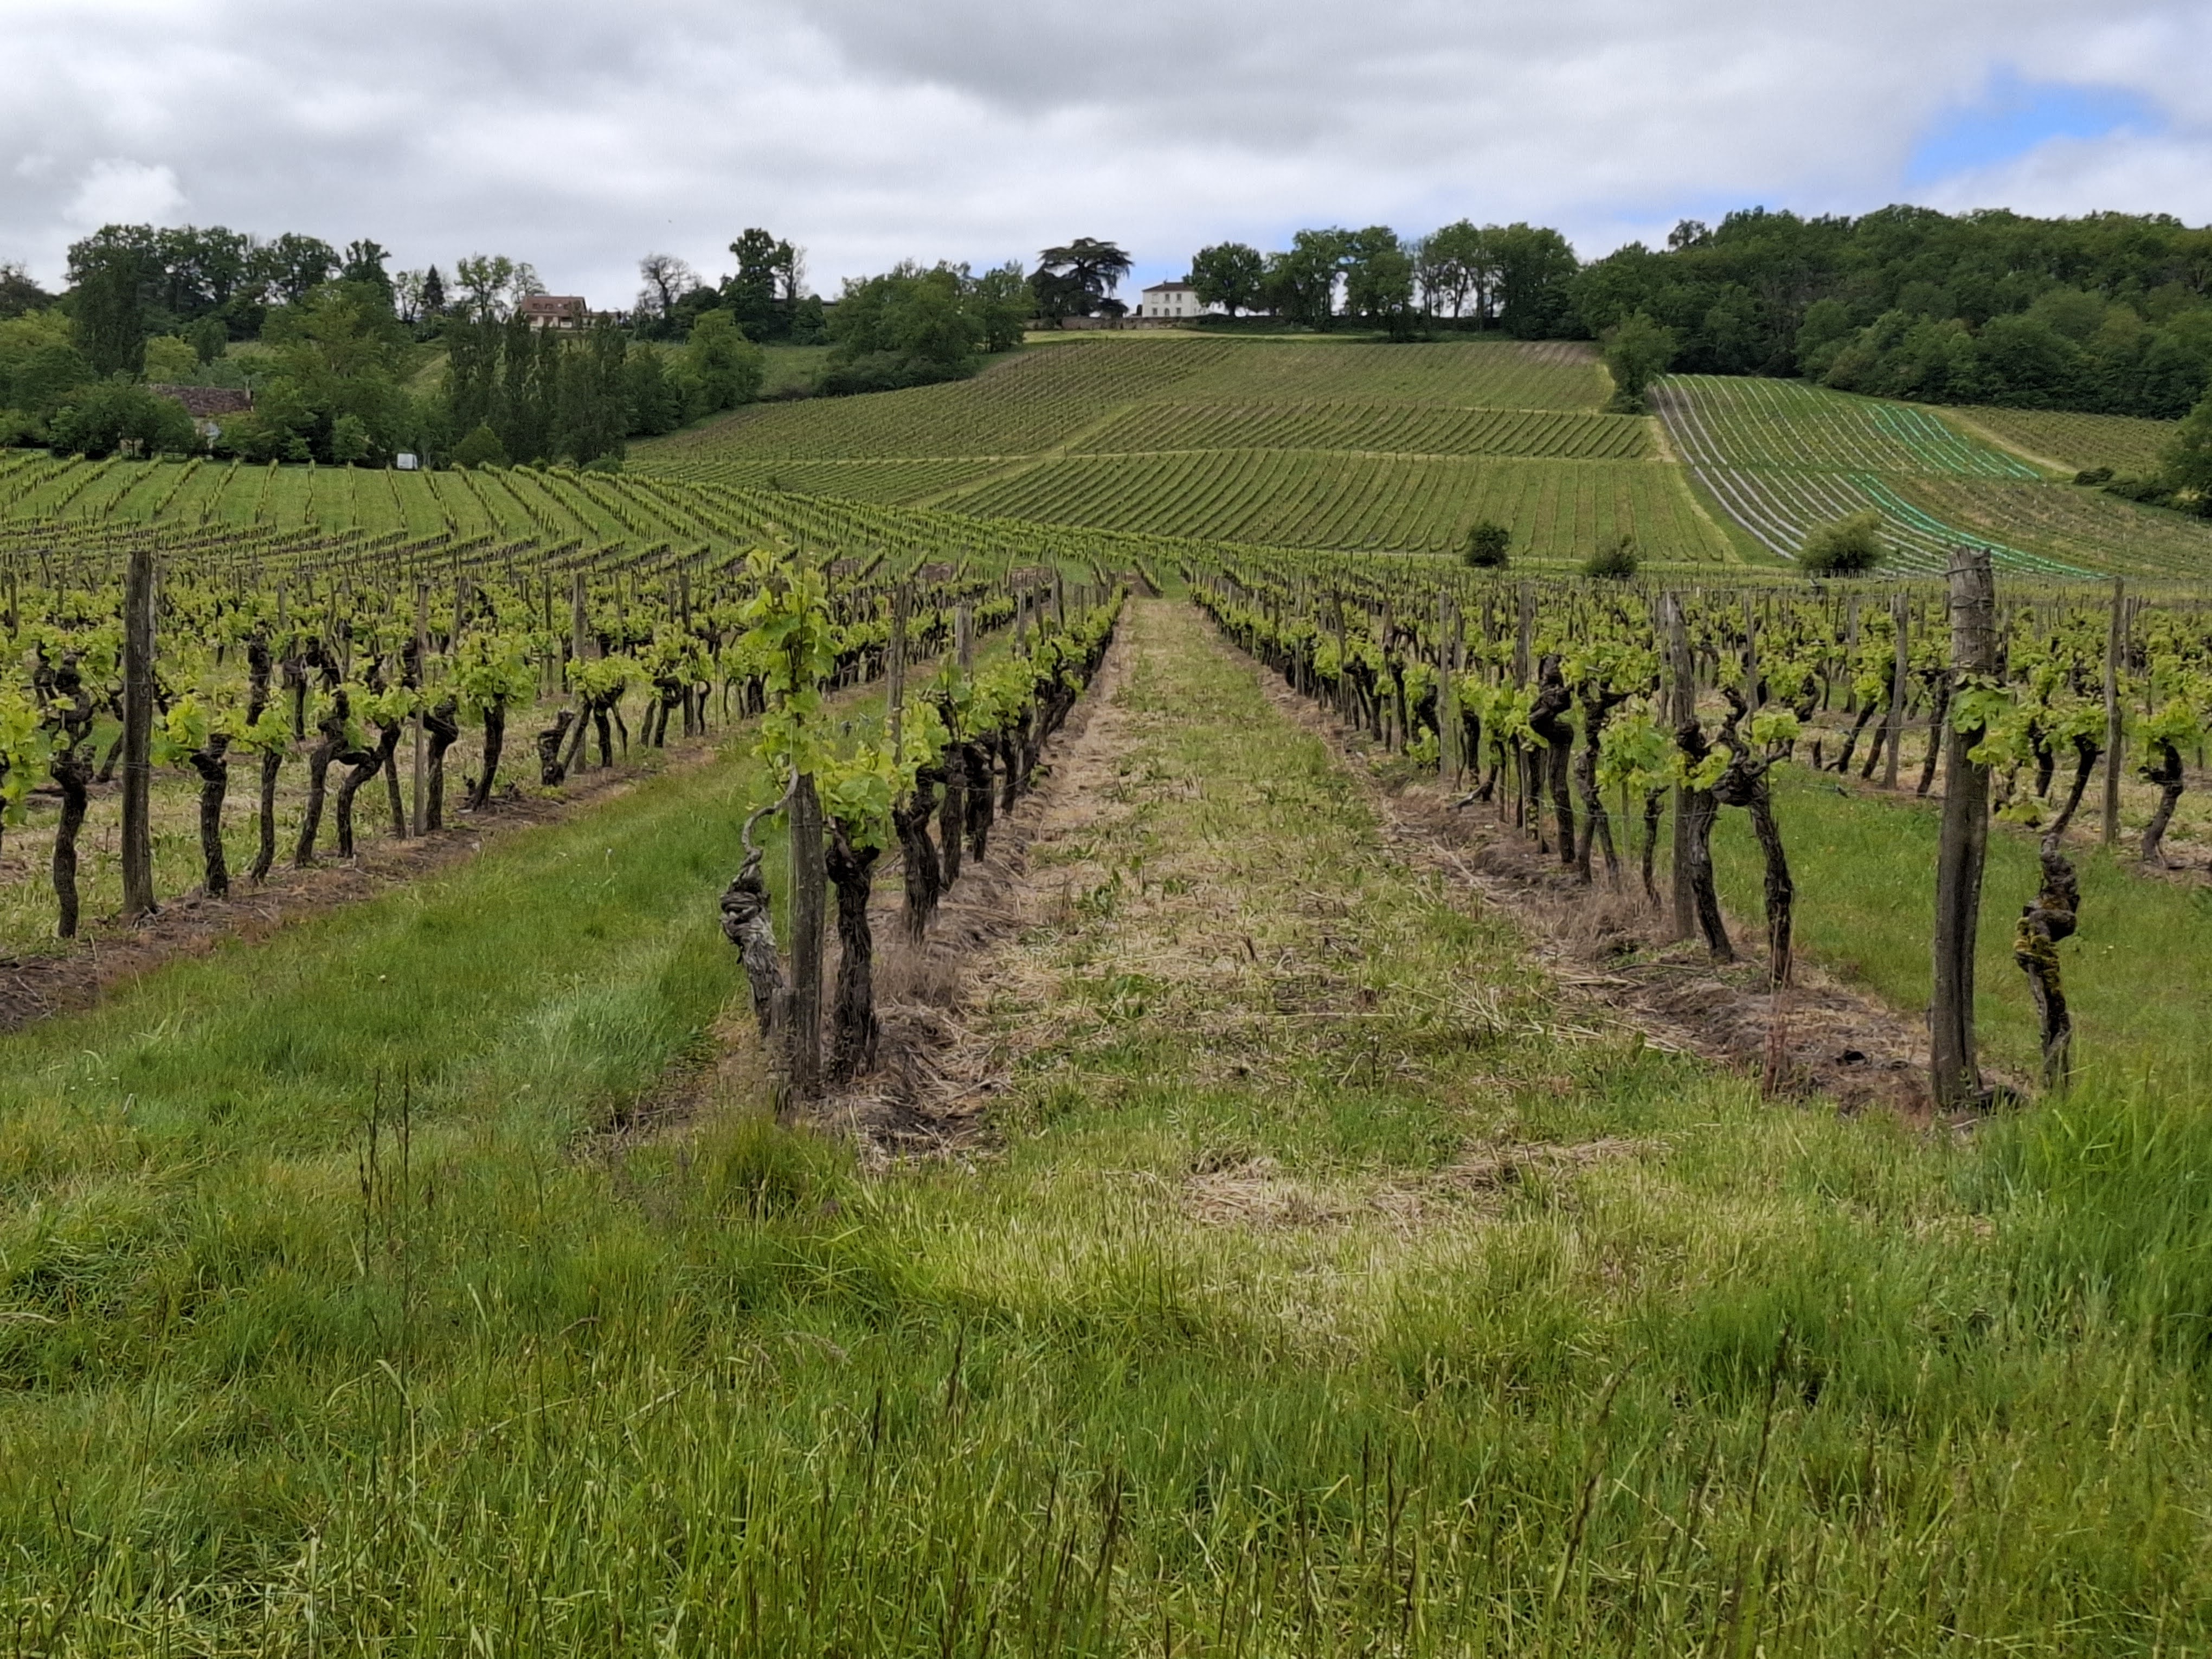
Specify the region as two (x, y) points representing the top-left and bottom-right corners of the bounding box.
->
(1188, 222), (1580, 338)
(1797, 510), (1887, 574)
(822, 262), (1030, 394)
(1576, 206), (2212, 419)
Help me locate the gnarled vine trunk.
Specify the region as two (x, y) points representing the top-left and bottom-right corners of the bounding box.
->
(825, 823), (881, 1083)
(894, 767), (943, 941)
(2139, 740), (2185, 867)
(2014, 835), (2080, 1090)
(190, 735), (232, 897)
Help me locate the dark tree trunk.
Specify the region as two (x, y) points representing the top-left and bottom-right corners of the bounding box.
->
(538, 710), (576, 786)
(1573, 690), (1627, 886)
(997, 729), (1021, 813)
(1714, 724), (1792, 988)
(294, 716), (343, 867)
(2013, 835), (2080, 1091)
(1529, 660), (1575, 865)
(719, 850), (785, 1037)
(190, 735), (232, 898)
(334, 727), (397, 859)
(1833, 700), (1877, 774)
(1675, 721), (1732, 963)
(1917, 675), (1952, 797)
(561, 703), (593, 776)
(425, 700), (460, 831)
(50, 748), (91, 940)
(825, 824), (880, 1083)
(965, 740), (995, 861)
(252, 749), (281, 883)
(2139, 740), (2185, 866)
(2047, 735), (2100, 840)
(938, 747), (966, 888)
(382, 740), (406, 837)
(1641, 793), (1663, 906)
(894, 768), (943, 941)
(470, 704), (506, 811)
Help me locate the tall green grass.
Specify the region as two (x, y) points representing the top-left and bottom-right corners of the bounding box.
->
(1710, 769), (2212, 1087)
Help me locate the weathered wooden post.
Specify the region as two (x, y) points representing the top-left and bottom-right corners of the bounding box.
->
(887, 585), (909, 767)
(788, 773), (826, 1101)
(2101, 577), (2125, 847)
(120, 543), (157, 922)
(1883, 590), (1908, 789)
(1664, 592), (1695, 941)
(411, 580), (428, 835)
(1931, 545), (1997, 1111)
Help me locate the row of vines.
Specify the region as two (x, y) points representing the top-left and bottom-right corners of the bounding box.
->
(1188, 546), (2212, 1107)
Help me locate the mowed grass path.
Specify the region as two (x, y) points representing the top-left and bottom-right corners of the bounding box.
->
(3, 603), (2211, 1651)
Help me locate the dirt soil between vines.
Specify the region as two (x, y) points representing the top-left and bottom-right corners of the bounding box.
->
(622, 615), (1140, 1158)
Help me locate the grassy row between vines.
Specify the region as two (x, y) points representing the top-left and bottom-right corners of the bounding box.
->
(3, 600), (2211, 1651)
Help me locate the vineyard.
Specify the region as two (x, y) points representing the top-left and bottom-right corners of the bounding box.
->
(622, 335), (1724, 564)
(1068, 401), (1650, 461)
(1184, 541), (2212, 1085)
(11, 316), (2212, 1648)
(1654, 374), (2212, 578)
(1945, 405), (2181, 475)
(936, 450), (1736, 561)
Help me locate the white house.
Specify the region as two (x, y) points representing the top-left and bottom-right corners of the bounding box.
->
(1137, 280), (1212, 320)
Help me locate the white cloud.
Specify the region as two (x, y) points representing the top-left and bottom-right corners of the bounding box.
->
(63, 159), (185, 229)
(1920, 130), (2212, 223)
(0, 0), (2204, 301)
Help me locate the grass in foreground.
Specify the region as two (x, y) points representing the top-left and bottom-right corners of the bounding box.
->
(2, 603), (2210, 1652)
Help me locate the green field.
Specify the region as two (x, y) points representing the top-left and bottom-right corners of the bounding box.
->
(633, 336), (1745, 565)
(1656, 374), (2212, 578)
(1946, 405), (2180, 475)
(1069, 401), (1650, 460)
(940, 449), (1732, 560)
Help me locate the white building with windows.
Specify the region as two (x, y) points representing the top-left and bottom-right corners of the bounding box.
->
(1137, 280), (1211, 320)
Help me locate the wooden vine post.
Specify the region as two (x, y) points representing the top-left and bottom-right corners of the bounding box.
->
(1931, 544), (1997, 1111)
(119, 543), (157, 922)
(1663, 592), (1695, 941)
(2101, 577), (2125, 847)
(411, 580), (428, 835)
(788, 774), (826, 1098)
(1882, 591), (1908, 790)
(886, 585), (909, 766)
(1436, 595), (1461, 784)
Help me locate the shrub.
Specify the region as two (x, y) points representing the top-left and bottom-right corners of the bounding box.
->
(816, 351), (975, 397)
(46, 380), (197, 459)
(1799, 511), (1886, 575)
(1463, 520), (1512, 569)
(450, 423), (508, 470)
(1583, 536), (1638, 580)
(2074, 466), (2113, 486)
(2101, 474), (2167, 503)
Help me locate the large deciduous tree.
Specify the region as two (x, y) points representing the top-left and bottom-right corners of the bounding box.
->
(1189, 243), (1265, 317)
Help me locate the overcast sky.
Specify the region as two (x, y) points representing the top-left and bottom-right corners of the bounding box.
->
(4, 0), (2210, 306)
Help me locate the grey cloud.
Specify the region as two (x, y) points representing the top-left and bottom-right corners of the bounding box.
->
(1, 0), (2205, 305)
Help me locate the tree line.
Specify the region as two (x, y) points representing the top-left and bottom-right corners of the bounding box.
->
(0, 224), (812, 467)
(1573, 205), (2212, 420)
(1186, 223), (1581, 339)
